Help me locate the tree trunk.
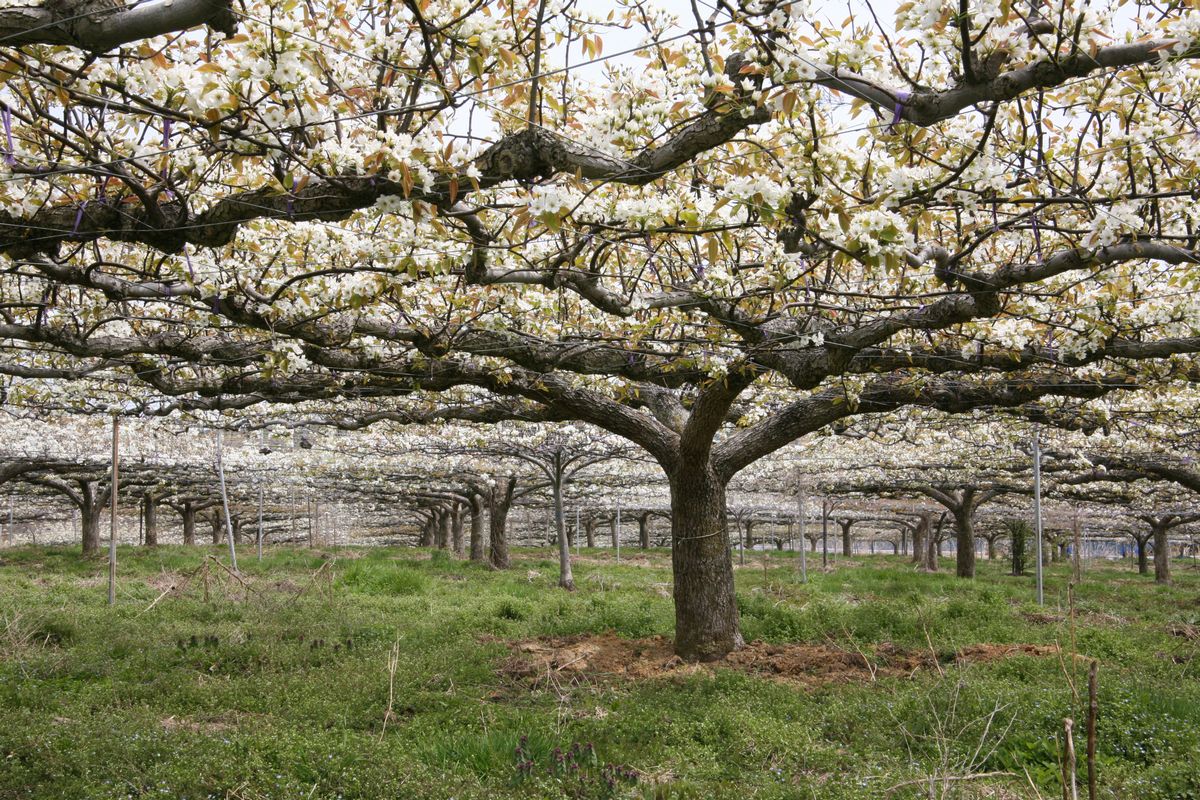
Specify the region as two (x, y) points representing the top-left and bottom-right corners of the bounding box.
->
(489, 477), (515, 570)
(144, 494), (158, 547)
(670, 461), (742, 662)
(954, 508), (976, 578)
(419, 513), (435, 547)
(639, 514), (650, 548)
(181, 503), (196, 545)
(210, 511), (223, 544)
(840, 520), (853, 556)
(1136, 537), (1149, 574)
(1153, 526), (1170, 584)
(986, 537), (996, 560)
(468, 495), (485, 562)
(437, 508), (450, 550)
(81, 500), (101, 556)
(610, 515), (618, 549)
(585, 517), (596, 548)
(910, 523), (923, 564)
(451, 503), (464, 556)
(553, 480), (574, 590)
(232, 518), (243, 544)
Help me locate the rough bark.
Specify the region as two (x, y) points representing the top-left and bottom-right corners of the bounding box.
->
(0, 0), (237, 51)
(468, 494), (485, 562)
(911, 521), (924, 566)
(81, 494), (101, 556)
(954, 508), (976, 579)
(585, 516), (596, 548)
(670, 461), (742, 662)
(437, 508), (451, 550)
(1153, 526), (1170, 584)
(553, 481), (574, 591)
(210, 511), (222, 544)
(143, 493), (158, 547)
(181, 503), (196, 545)
(639, 513), (651, 549)
(839, 519), (853, 556)
(1135, 536), (1149, 574)
(488, 477), (515, 570)
(451, 503), (464, 557)
(419, 512), (435, 547)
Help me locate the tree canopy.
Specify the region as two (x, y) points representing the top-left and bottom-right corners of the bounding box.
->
(1, 0), (1199, 659)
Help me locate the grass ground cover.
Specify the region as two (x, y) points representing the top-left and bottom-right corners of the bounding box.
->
(0, 545), (1197, 799)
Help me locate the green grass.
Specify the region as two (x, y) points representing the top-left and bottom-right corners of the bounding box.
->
(0, 544), (1197, 799)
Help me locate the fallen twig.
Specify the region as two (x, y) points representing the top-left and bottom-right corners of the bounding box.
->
(885, 770), (1016, 795)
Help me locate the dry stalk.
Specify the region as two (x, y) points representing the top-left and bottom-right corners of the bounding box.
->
(884, 771), (1016, 796)
(923, 620), (945, 678)
(1062, 718), (1078, 800)
(379, 639), (401, 742)
(838, 623), (877, 682)
(288, 558), (335, 605)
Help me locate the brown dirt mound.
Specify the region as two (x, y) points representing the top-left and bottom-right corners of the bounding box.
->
(497, 633), (1059, 688)
(953, 643), (1060, 663)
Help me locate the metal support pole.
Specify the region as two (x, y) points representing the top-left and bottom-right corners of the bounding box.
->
(1033, 428), (1044, 605)
(108, 414), (120, 606)
(615, 499), (621, 563)
(738, 514), (745, 566)
(821, 498), (829, 569)
(216, 429), (239, 573)
(257, 486), (264, 562)
(797, 480), (808, 583)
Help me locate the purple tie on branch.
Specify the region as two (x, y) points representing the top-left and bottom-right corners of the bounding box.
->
(184, 247), (196, 282)
(887, 91), (909, 133)
(2, 103), (15, 166)
(72, 200), (89, 234)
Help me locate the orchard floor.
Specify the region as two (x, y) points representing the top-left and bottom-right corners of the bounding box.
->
(1, 545), (1198, 799)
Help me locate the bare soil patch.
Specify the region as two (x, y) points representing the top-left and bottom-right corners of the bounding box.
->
(497, 633), (1059, 688)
